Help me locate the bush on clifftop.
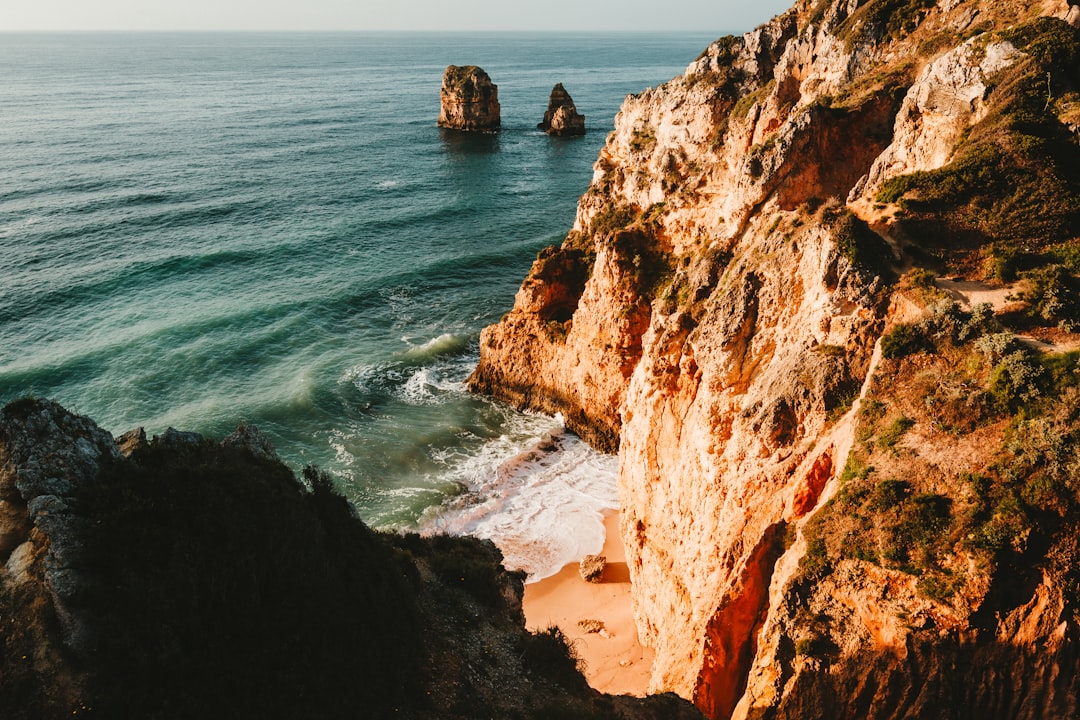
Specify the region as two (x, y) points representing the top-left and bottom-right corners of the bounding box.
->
(877, 18), (1080, 260)
(77, 443), (422, 719)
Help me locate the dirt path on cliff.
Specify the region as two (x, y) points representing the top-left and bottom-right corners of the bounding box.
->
(850, 201), (1080, 354)
(937, 278), (1080, 354)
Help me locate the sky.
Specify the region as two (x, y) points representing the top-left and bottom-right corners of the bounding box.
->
(2, 0), (794, 32)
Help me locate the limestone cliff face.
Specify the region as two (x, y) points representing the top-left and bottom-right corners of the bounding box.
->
(438, 65), (501, 132)
(471, 0), (1080, 717)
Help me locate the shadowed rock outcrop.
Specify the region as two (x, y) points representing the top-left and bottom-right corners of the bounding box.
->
(539, 83), (586, 136)
(0, 398), (702, 720)
(438, 65), (501, 132)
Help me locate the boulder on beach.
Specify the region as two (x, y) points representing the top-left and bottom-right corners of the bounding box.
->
(579, 553), (606, 582)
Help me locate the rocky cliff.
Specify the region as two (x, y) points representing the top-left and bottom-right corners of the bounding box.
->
(471, 0), (1080, 717)
(438, 65), (501, 132)
(0, 398), (702, 720)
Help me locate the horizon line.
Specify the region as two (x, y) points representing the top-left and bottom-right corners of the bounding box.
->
(0, 27), (740, 35)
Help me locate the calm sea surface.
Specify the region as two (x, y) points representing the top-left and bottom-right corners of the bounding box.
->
(0, 31), (716, 579)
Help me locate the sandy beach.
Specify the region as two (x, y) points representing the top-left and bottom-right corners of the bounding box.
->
(522, 510), (654, 696)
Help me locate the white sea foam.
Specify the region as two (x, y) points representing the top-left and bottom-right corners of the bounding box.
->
(327, 430), (357, 467)
(340, 336), (617, 581)
(423, 419), (618, 583)
(398, 367), (450, 405)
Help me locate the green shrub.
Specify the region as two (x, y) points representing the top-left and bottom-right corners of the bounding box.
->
(870, 478), (912, 511)
(881, 322), (928, 358)
(521, 626), (587, 691)
(908, 267), (936, 291)
(589, 204), (638, 236)
(968, 500), (1031, 554)
(800, 527), (831, 577)
(904, 493), (952, 542)
(814, 344), (846, 357)
(629, 125), (656, 152)
(959, 302), (997, 342)
(1047, 241), (1080, 273)
(973, 332), (1023, 364)
(1019, 263), (1080, 330)
(1041, 350), (1080, 393)
(989, 351), (1046, 410)
(877, 417), (915, 452)
(794, 635), (837, 657)
(916, 573), (956, 602)
(839, 453), (874, 484)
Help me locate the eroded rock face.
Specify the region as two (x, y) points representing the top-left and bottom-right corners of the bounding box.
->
(0, 398), (121, 713)
(437, 65), (501, 132)
(854, 38), (1021, 199)
(539, 83), (586, 136)
(471, 0), (1080, 717)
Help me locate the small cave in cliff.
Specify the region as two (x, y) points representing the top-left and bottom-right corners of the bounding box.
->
(532, 243), (595, 324)
(695, 522), (789, 720)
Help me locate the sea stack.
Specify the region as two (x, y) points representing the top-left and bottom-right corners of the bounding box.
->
(438, 65), (500, 132)
(538, 83), (585, 136)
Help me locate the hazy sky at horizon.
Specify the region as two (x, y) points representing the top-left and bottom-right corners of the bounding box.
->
(3, 1), (793, 32)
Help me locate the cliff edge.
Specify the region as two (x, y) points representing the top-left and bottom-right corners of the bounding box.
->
(471, 1), (1080, 718)
(0, 398), (701, 719)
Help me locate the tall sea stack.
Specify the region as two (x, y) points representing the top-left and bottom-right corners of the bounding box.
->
(538, 83), (586, 136)
(437, 65), (501, 132)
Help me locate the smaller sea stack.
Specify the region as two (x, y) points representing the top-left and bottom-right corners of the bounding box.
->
(538, 83), (585, 136)
(438, 65), (501, 132)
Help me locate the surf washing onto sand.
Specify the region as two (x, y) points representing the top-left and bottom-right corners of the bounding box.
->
(0, 31), (712, 580)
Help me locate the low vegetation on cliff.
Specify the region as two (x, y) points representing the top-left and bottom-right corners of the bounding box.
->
(878, 18), (1080, 266)
(805, 300), (1080, 608)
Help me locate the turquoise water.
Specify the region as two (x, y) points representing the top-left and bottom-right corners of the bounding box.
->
(0, 31), (714, 578)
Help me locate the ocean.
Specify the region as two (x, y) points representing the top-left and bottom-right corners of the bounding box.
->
(0, 31), (716, 580)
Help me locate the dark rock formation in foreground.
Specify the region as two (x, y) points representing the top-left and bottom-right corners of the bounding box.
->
(538, 82), (586, 136)
(437, 65), (501, 132)
(0, 398), (701, 720)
